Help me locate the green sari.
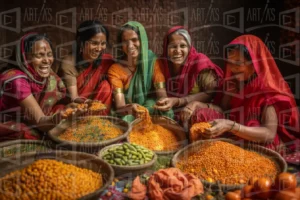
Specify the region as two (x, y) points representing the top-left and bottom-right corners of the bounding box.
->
(121, 21), (173, 122)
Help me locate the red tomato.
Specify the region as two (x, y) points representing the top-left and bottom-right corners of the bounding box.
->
(275, 172), (297, 192)
(248, 177), (258, 186)
(241, 185), (255, 198)
(225, 191), (241, 200)
(254, 177), (273, 199)
(274, 190), (299, 200)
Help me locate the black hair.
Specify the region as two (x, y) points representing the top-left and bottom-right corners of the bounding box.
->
(115, 24), (140, 61)
(24, 34), (53, 56)
(76, 20), (109, 69)
(225, 44), (252, 62)
(0, 33), (53, 73)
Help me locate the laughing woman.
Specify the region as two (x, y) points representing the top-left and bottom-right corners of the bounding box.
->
(154, 26), (223, 123)
(192, 35), (299, 153)
(0, 33), (85, 141)
(108, 21), (173, 122)
(59, 20), (114, 115)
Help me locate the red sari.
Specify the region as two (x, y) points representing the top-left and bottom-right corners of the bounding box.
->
(158, 26), (223, 97)
(193, 35), (300, 153)
(0, 33), (66, 141)
(76, 54), (113, 115)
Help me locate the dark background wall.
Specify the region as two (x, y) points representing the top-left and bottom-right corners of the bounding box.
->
(0, 0), (299, 105)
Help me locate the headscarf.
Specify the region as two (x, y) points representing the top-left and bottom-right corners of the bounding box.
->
(225, 35), (299, 151)
(159, 26), (223, 97)
(122, 21), (157, 104)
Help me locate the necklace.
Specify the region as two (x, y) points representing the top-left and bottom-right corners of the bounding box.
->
(127, 66), (136, 74)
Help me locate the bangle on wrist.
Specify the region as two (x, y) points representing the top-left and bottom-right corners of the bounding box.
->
(176, 98), (181, 107)
(228, 121), (235, 132)
(51, 113), (57, 124)
(237, 124), (241, 132)
(72, 96), (87, 103)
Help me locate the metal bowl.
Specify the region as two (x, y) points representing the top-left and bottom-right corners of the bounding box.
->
(98, 143), (157, 176)
(0, 150), (114, 200)
(48, 115), (131, 153)
(172, 138), (287, 191)
(128, 116), (188, 155)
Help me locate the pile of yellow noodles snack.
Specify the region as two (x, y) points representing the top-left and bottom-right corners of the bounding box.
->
(189, 122), (212, 142)
(58, 118), (123, 142)
(129, 105), (180, 151)
(0, 159), (103, 200)
(176, 141), (279, 185)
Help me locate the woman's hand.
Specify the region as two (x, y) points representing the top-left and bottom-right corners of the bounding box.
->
(180, 101), (208, 123)
(59, 103), (88, 120)
(154, 97), (179, 111)
(202, 119), (233, 138)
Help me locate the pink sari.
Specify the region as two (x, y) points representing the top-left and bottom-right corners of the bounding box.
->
(0, 33), (66, 141)
(158, 26), (223, 97)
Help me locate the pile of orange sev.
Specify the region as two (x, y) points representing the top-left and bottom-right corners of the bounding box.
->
(129, 105), (180, 151)
(176, 141), (279, 185)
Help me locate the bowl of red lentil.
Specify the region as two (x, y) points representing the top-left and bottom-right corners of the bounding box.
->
(128, 116), (188, 155)
(172, 138), (287, 191)
(0, 150), (114, 200)
(48, 116), (131, 153)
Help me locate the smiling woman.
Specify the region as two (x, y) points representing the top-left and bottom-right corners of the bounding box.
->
(154, 26), (223, 124)
(0, 33), (86, 141)
(108, 21), (173, 122)
(58, 20), (114, 115)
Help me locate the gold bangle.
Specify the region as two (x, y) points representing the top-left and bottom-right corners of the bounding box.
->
(113, 88), (124, 94)
(72, 96), (87, 103)
(154, 82), (165, 89)
(229, 121), (235, 132)
(51, 113), (57, 124)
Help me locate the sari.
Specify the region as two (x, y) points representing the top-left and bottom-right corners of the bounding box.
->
(108, 21), (173, 121)
(76, 54), (114, 115)
(193, 35), (299, 153)
(158, 26), (223, 97)
(0, 33), (66, 141)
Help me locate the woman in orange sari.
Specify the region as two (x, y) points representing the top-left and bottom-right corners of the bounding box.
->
(59, 20), (114, 115)
(192, 35), (299, 154)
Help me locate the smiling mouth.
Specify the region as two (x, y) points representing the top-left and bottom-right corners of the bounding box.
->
(39, 66), (50, 74)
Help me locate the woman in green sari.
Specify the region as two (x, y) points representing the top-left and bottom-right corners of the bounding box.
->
(108, 21), (173, 122)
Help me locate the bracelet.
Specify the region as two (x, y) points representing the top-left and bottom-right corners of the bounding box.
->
(228, 121), (236, 132)
(51, 113), (57, 124)
(72, 96), (87, 103)
(237, 124), (241, 132)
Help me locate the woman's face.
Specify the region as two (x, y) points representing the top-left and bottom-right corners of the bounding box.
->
(167, 33), (189, 67)
(82, 32), (107, 61)
(226, 48), (255, 81)
(27, 39), (53, 78)
(121, 29), (140, 60)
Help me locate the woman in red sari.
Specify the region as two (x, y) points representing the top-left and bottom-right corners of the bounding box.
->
(59, 20), (114, 115)
(192, 35), (299, 153)
(154, 26), (223, 122)
(0, 33), (85, 141)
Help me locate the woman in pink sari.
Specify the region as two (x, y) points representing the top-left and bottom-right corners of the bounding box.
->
(154, 26), (223, 122)
(59, 20), (114, 115)
(0, 33), (86, 141)
(192, 35), (299, 153)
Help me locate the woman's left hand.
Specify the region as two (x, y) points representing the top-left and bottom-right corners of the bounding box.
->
(154, 97), (179, 111)
(202, 119), (233, 138)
